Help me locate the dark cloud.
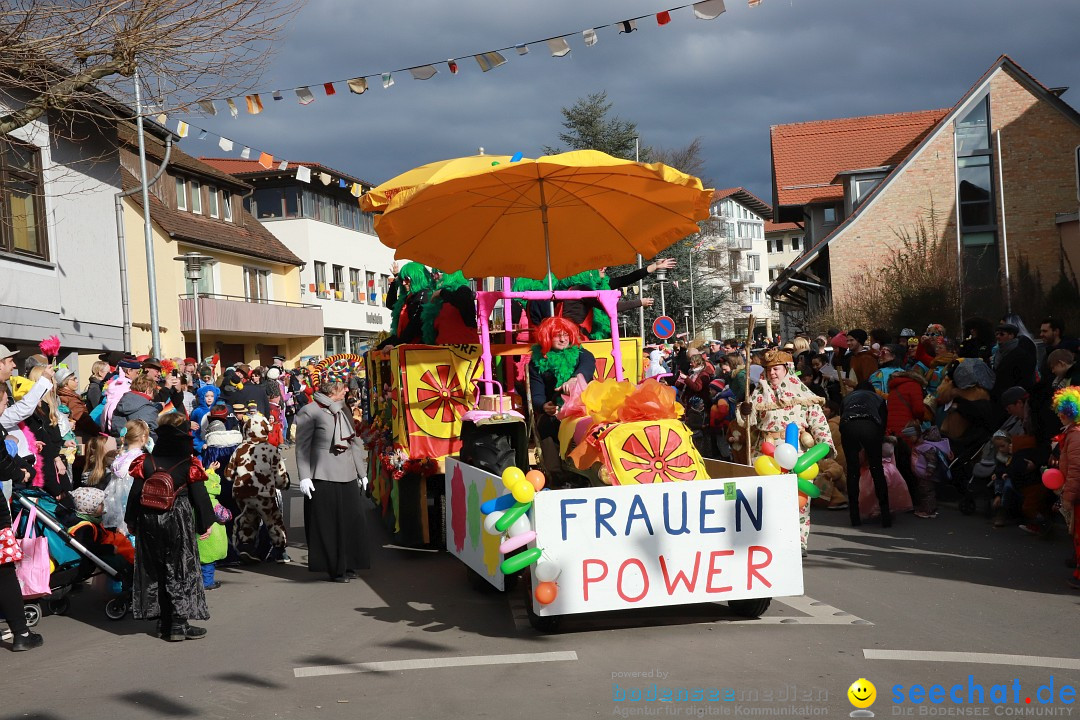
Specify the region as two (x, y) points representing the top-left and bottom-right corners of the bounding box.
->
(188, 0), (1080, 204)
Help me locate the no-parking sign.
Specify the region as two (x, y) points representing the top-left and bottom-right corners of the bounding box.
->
(652, 316), (675, 340)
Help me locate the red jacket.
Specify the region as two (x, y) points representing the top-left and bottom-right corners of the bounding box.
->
(1060, 424), (1080, 507)
(885, 370), (928, 435)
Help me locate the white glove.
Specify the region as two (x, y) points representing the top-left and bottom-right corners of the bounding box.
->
(299, 478), (314, 499)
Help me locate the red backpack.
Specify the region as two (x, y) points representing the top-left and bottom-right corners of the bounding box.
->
(140, 458), (187, 511)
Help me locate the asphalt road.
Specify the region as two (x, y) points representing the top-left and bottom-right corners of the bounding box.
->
(5, 453), (1080, 720)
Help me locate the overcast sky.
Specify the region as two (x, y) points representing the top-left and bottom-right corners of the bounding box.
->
(187, 0), (1080, 204)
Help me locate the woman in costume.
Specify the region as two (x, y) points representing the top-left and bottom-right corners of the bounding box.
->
(380, 262), (435, 347)
(741, 348), (834, 555)
(528, 316), (596, 483)
(420, 271), (479, 345)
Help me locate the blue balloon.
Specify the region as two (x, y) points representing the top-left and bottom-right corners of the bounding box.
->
(480, 493), (516, 515)
(511, 152), (523, 163)
(785, 422), (800, 448)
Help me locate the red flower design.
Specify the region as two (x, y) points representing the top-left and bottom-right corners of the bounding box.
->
(415, 364), (467, 423)
(618, 424), (699, 483)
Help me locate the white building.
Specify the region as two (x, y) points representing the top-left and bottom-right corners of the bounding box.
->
(201, 159), (395, 356)
(700, 187), (776, 340)
(765, 220), (807, 340)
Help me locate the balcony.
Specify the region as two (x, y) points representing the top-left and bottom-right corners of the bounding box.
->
(729, 270), (755, 285)
(179, 294), (323, 337)
(727, 236), (753, 251)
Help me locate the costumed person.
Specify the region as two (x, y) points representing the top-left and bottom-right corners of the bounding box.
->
(189, 384), (220, 456)
(104, 420), (150, 535)
(379, 262), (435, 347)
(295, 376), (369, 583)
(197, 461), (229, 590)
(421, 271), (480, 345)
(528, 316), (597, 485)
(1051, 387), (1080, 590)
(645, 349), (667, 380)
(124, 411), (215, 642)
(225, 413), (291, 564)
(740, 347), (834, 555)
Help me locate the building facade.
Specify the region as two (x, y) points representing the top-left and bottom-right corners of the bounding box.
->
(201, 159), (396, 356)
(764, 221), (805, 338)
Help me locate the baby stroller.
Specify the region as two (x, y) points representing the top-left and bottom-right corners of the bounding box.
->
(11, 488), (131, 627)
(946, 426), (999, 515)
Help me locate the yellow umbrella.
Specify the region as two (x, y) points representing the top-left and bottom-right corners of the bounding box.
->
(373, 149), (713, 280)
(360, 154), (516, 213)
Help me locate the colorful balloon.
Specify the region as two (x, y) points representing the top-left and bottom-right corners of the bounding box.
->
(534, 561), (561, 583)
(792, 443), (831, 474)
(501, 466), (526, 490)
(507, 514), (532, 537)
(1042, 468), (1065, 490)
(480, 494), (516, 515)
(535, 581), (558, 605)
(797, 478), (821, 498)
(500, 547), (543, 575)
(797, 463), (819, 481)
(785, 423), (800, 448)
(774, 443), (799, 471)
(494, 502), (531, 532)
(754, 455), (781, 476)
(512, 480), (536, 503)
(526, 469), (546, 492)
(499, 530), (536, 554)
(483, 511), (505, 535)
(760, 441), (776, 457)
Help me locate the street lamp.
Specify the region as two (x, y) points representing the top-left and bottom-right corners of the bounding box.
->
(684, 309), (691, 338)
(654, 265), (668, 317)
(176, 252), (215, 363)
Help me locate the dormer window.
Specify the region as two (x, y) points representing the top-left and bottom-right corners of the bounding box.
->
(853, 177), (882, 207)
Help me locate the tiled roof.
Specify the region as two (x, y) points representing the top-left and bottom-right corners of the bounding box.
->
(120, 169), (303, 266)
(770, 108), (949, 208)
(118, 124), (248, 191)
(199, 158), (376, 188)
(711, 186), (773, 220)
(765, 220), (801, 233)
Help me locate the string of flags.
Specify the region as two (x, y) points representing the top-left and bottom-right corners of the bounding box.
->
(157, 0), (747, 186)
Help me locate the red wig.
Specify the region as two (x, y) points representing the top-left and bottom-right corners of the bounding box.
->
(535, 316), (582, 356)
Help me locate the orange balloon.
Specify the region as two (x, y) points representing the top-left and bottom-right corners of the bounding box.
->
(798, 494), (809, 510)
(535, 581), (558, 605)
(526, 469), (546, 492)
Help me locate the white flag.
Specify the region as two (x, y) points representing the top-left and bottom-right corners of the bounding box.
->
(347, 77), (368, 94)
(218, 136), (233, 152)
(546, 38), (571, 58)
(381, 73), (394, 88)
(176, 120), (189, 138)
(693, 0), (727, 19)
(278, 160), (289, 170)
(474, 51), (507, 72)
(296, 165), (311, 183)
(240, 147), (251, 159)
(197, 100), (217, 116)
(295, 87), (315, 105)
(583, 28), (598, 46)
(409, 65), (438, 80)
(225, 98), (238, 118)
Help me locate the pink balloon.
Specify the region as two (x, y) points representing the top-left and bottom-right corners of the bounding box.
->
(1042, 468), (1065, 491)
(761, 441), (776, 457)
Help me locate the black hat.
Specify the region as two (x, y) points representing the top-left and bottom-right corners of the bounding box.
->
(995, 323), (1019, 336)
(141, 357), (162, 370)
(1001, 386), (1028, 406)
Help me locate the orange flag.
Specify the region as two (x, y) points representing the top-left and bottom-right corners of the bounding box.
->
(258, 152), (274, 169)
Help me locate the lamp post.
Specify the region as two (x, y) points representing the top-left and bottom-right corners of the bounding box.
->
(655, 266), (668, 317)
(684, 309), (691, 338)
(176, 252), (215, 363)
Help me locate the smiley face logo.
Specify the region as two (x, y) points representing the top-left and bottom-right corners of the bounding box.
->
(847, 678), (877, 709)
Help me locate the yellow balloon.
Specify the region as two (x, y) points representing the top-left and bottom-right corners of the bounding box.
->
(754, 455), (781, 476)
(511, 480), (536, 504)
(501, 466), (526, 490)
(797, 463), (819, 481)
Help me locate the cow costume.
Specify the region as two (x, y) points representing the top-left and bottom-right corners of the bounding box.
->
(225, 413), (290, 562)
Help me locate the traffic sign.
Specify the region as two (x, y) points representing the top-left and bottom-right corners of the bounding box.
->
(741, 305), (754, 313)
(652, 315), (675, 340)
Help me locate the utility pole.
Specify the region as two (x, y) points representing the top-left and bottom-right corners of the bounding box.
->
(134, 61), (162, 358)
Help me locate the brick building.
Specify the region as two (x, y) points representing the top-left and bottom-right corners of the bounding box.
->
(767, 55), (1080, 327)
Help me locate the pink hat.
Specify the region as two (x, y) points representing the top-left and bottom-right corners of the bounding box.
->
(829, 332), (847, 349)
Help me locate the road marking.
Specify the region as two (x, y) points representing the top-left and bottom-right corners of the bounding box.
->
(864, 650), (1080, 670)
(294, 650), (578, 678)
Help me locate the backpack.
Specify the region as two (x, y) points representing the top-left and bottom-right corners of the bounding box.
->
(140, 458), (187, 511)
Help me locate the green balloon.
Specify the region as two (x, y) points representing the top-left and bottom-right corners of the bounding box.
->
(500, 547), (543, 575)
(792, 443), (831, 474)
(797, 477), (821, 498)
(494, 501), (531, 532)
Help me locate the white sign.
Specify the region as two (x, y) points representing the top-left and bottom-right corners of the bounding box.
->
(530, 476), (803, 616)
(444, 458), (508, 590)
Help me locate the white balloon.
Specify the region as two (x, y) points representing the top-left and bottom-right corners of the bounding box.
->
(483, 511), (505, 535)
(507, 514), (532, 537)
(774, 443), (798, 471)
(535, 561), (561, 583)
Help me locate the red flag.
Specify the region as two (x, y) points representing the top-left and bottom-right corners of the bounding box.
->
(657, 10), (672, 25)
(323, 82), (336, 96)
(448, 59), (458, 74)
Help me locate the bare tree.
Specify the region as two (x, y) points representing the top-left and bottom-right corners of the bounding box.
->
(0, 0), (301, 137)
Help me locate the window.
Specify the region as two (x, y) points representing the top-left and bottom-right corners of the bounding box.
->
(379, 274), (390, 306)
(253, 187), (284, 219)
(314, 261), (328, 298)
(350, 268), (362, 303)
(772, 238), (784, 253)
(324, 329), (346, 355)
(223, 191), (233, 222)
(854, 177), (882, 207)
(332, 264), (344, 300)
(954, 93), (998, 293)
(748, 254), (761, 272)
(769, 268), (777, 281)
(956, 96), (990, 155)
(791, 236), (801, 251)
(189, 180), (202, 214)
(0, 139), (48, 259)
(823, 206), (837, 225)
(175, 177), (188, 211)
(366, 271), (376, 304)
(284, 188), (300, 218)
(349, 334), (367, 355)
(958, 156), (994, 227)
(207, 186), (219, 218)
(243, 266), (270, 302)
(189, 264), (214, 296)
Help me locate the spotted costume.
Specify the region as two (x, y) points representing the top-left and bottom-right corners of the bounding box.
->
(225, 414), (290, 551)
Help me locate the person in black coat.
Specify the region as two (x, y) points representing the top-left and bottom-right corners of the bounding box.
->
(991, 322), (1037, 403)
(840, 383), (892, 528)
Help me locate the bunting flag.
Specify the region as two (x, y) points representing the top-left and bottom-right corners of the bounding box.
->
(319, 172), (332, 185)
(245, 94), (263, 114)
(176, 120), (189, 138)
(583, 28), (598, 46)
(350, 183), (363, 198)
(619, 19), (637, 33)
(409, 65), (438, 80)
(748, 0), (762, 6)
(348, 77), (368, 94)
(258, 151), (274, 169)
(323, 82), (336, 96)
(273, 90), (283, 101)
(296, 87), (315, 105)
(278, 160), (289, 170)
(338, 178), (348, 188)
(447, 59), (458, 74)
(515, 44), (529, 56)
(296, 165), (311, 183)
(197, 100), (217, 116)
(156, 113), (168, 125)
(218, 137), (233, 152)
(225, 98), (239, 118)
(240, 147), (251, 159)
(382, 72), (394, 88)
(546, 37), (571, 57)
(197, 129), (207, 140)
(693, 0), (726, 19)
(657, 10), (672, 24)
(475, 51), (507, 72)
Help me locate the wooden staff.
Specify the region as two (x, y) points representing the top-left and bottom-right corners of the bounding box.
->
(742, 314), (754, 465)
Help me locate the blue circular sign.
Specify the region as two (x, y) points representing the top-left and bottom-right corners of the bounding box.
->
(652, 315), (675, 340)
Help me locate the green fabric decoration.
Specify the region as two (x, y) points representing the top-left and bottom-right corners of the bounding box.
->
(531, 344), (582, 391)
(512, 275), (556, 309)
(420, 271), (472, 344)
(555, 270), (612, 341)
(390, 262), (434, 336)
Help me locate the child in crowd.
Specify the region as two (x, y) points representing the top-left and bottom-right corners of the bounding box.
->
(103, 420), (150, 535)
(80, 435), (117, 489)
(197, 461), (229, 590)
(903, 421), (953, 520)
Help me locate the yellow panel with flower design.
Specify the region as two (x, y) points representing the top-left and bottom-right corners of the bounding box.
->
(581, 338), (642, 385)
(399, 345), (483, 443)
(599, 419), (709, 485)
